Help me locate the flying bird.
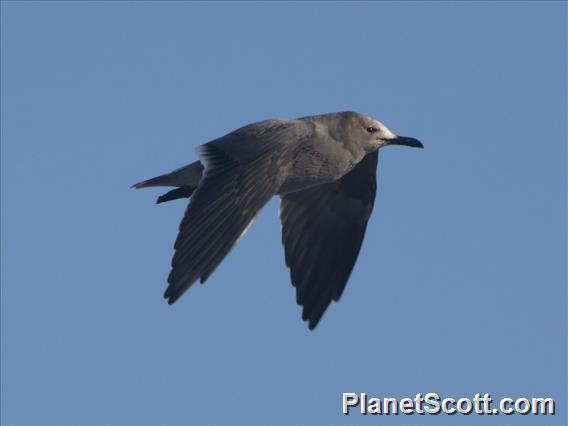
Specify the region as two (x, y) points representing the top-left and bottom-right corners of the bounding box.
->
(132, 111), (423, 329)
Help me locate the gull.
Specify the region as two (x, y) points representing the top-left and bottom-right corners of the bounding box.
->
(132, 111), (423, 329)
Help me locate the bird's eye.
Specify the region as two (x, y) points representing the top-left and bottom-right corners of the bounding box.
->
(366, 126), (378, 133)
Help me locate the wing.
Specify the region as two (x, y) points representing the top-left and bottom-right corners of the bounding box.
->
(164, 143), (281, 304)
(279, 151), (379, 329)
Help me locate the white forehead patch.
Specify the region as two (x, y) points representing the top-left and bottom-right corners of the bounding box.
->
(373, 119), (397, 140)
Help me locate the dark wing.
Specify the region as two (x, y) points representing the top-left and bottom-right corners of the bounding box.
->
(279, 151), (378, 329)
(164, 143), (280, 304)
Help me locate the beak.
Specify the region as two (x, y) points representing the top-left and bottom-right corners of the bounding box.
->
(388, 136), (424, 149)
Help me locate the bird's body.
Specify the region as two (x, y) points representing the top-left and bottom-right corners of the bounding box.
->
(133, 111), (423, 329)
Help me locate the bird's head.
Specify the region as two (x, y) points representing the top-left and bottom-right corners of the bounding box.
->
(349, 112), (424, 152)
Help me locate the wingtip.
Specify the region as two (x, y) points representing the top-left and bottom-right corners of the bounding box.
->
(164, 294), (177, 305)
(163, 286), (178, 305)
(302, 301), (329, 330)
(302, 310), (320, 330)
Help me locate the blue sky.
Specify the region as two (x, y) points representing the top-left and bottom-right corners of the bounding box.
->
(1, 1), (566, 425)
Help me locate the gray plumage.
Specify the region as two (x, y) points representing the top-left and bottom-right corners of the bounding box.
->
(132, 111), (423, 329)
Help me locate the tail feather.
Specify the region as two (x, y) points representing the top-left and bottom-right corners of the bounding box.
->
(156, 187), (195, 204)
(131, 161), (204, 189)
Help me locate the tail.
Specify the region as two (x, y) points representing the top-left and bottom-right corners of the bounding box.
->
(131, 160), (204, 203)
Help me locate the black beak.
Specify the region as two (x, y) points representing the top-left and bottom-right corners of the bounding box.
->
(388, 136), (424, 149)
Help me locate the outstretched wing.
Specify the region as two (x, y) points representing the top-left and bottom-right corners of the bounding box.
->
(164, 143), (281, 304)
(279, 151), (379, 329)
